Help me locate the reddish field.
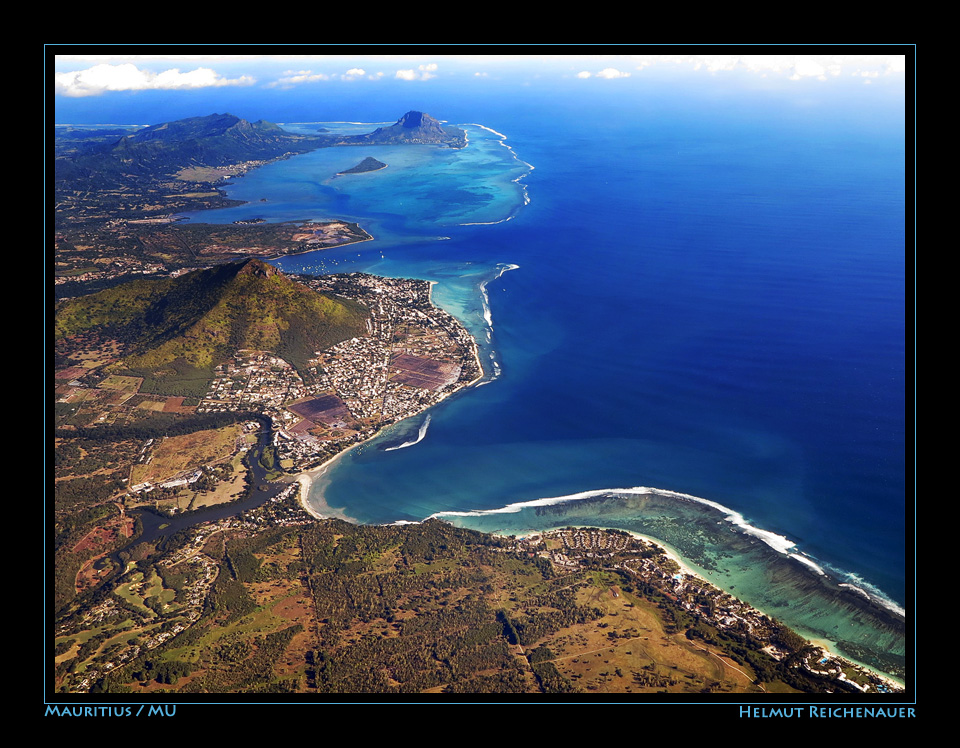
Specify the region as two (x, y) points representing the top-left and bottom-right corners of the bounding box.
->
(390, 353), (459, 390)
(289, 394), (351, 424)
(72, 515), (136, 555)
(56, 366), (88, 381)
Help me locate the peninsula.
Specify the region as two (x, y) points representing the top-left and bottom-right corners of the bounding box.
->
(194, 267), (483, 476)
(338, 110), (466, 149)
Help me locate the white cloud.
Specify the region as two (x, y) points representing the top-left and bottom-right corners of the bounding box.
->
(578, 68), (630, 79)
(789, 58), (826, 80)
(268, 70), (331, 87)
(55, 62), (254, 97)
(629, 54), (906, 82)
(395, 63), (439, 81)
(268, 67), (387, 86)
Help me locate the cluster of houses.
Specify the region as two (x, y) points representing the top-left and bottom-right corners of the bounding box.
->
(190, 272), (482, 475)
(314, 336), (391, 420)
(54, 258), (166, 286)
(198, 353), (308, 413)
(304, 273), (480, 378)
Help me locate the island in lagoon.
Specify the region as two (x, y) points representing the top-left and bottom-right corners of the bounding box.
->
(51, 108), (906, 697)
(338, 156), (388, 175)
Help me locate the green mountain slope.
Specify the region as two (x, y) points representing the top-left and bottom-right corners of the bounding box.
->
(54, 113), (326, 188)
(56, 259), (369, 382)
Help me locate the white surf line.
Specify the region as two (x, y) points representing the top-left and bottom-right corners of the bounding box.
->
(384, 415), (432, 452)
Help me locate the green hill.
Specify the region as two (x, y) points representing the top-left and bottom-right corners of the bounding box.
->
(55, 259), (369, 389)
(54, 113), (326, 190)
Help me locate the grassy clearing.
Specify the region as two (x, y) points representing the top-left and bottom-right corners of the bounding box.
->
(130, 425), (243, 485)
(190, 471), (248, 508)
(115, 570), (174, 617)
(175, 166), (236, 182)
(532, 582), (762, 694)
(99, 375), (142, 392)
(135, 399), (168, 411)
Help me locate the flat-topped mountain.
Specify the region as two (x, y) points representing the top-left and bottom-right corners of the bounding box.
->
(55, 259), (369, 381)
(344, 111), (466, 148)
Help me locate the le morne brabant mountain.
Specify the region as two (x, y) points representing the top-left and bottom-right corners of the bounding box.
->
(340, 110), (467, 148)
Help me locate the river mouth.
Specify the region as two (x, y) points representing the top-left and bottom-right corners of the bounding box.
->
(103, 417), (288, 567)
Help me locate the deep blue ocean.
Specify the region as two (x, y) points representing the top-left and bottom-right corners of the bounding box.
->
(84, 74), (907, 678)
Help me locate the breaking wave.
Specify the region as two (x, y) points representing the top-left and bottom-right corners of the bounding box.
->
(384, 415), (432, 452)
(430, 484), (905, 620)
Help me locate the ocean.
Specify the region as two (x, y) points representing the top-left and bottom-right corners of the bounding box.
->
(170, 78), (908, 680)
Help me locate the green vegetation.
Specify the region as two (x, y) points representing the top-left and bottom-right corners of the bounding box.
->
(56, 259), (369, 386)
(54, 495), (894, 696)
(54, 114), (329, 226)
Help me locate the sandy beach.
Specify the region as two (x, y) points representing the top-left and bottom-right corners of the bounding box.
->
(294, 445), (362, 522)
(295, 331), (485, 522)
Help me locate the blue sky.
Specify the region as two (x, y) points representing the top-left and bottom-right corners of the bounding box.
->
(50, 49), (909, 131)
(53, 51), (907, 96)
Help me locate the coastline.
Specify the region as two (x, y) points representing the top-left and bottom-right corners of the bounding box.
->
(295, 355), (486, 520)
(509, 525), (904, 691)
(294, 446), (361, 522)
(295, 278), (487, 521)
(431, 485), (906, 688)
(277, 225), (375, 260)
(618, 532), (907, 691)
(513, 526), (709, 586)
